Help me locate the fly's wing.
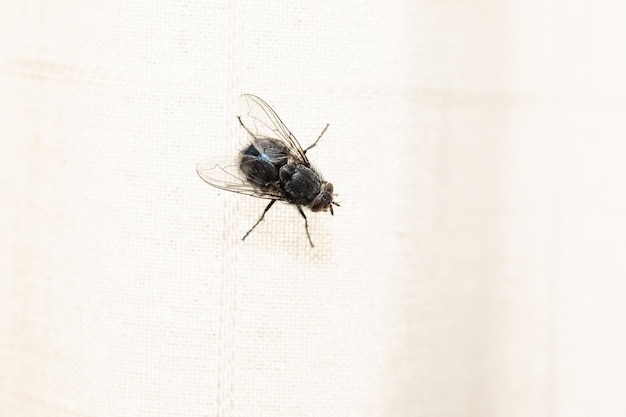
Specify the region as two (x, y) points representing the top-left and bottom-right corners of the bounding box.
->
(196, 160), (286, 201)
(240, 94), (309, 164)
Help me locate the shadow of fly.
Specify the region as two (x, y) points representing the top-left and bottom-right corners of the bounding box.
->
(196, 94), (338, 247)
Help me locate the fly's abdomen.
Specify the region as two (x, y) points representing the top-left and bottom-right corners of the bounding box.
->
(239, 138), (291, 189)
(240, 155), (279, 188)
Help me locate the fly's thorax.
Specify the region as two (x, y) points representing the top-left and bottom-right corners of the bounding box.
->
(279, 164), (323, 205)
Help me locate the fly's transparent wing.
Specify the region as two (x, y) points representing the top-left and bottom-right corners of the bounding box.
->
(196, 159), (285, 200)
(240, 94), (309, 164)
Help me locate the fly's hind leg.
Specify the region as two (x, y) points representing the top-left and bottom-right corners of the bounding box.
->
(243, 200), (276, 241)
(297, 206), (314, 247)
(303, 124), (330, 154)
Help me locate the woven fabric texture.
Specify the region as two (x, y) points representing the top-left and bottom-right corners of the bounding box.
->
(2, 1), (626, 416)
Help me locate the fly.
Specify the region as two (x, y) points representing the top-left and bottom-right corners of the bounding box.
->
(196, 94), (338, 247)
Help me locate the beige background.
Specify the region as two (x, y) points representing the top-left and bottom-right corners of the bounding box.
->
(2, 1), (626, 416)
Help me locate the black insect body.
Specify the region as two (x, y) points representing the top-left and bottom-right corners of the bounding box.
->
(239, 138), (289, 189)
(197, 94), (338, 247)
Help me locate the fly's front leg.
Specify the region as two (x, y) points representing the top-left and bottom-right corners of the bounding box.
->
(303, 124), (330, 155)
(297, 206), (314, 247)
(243, 199), (276, 241)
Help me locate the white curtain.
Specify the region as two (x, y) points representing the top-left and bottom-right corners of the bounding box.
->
(2, 1), (626, 416)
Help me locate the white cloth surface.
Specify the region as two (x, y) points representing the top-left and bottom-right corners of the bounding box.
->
(1, 1), (626, 416)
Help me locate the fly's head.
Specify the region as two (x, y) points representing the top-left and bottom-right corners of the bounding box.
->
(310, 182), (339, 215)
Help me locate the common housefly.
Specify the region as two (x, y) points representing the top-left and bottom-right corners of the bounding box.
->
(196, 94), (338, 247)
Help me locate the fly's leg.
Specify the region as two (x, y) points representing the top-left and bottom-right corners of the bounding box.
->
(242, 200), (276, 241)
(303, 124), (330, 154)
(297, 206), (314, 247)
